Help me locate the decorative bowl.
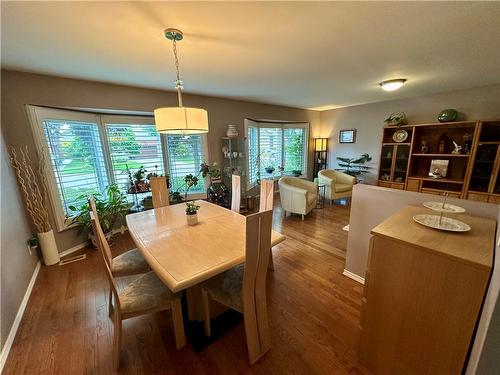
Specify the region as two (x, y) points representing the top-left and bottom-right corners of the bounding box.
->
(437, 109), (458, 123)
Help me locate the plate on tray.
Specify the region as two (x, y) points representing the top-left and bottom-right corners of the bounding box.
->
(392, 129), (408, 143)
(413, 214), (471, 232)
(423, 202), (466, 213)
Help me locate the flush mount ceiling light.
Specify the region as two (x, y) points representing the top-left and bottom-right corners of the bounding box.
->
(379, 78), (407, 92)
(154, 28), (209, 134)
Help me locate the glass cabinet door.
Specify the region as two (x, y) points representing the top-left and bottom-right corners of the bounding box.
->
(379, 145), (394, 181)
(469, 144), (499, 192)
(394, 145), (410, 183)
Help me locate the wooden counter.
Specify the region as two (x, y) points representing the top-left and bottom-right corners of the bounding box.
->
(359, 205), (496, 375)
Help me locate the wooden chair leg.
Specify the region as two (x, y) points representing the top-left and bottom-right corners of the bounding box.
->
(113, 313), (122, 371)
(243, 305), (262, 364)
(108, 288), (113, 317)
(268, 248), (274, 271)
(201, 288), (211, 337)
(170, 298), (186, 349)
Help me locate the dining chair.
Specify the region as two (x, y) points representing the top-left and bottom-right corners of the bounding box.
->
(259, 179), (274, 212)
(150, 176), (170, 208)
(201, 210), (273, 364)
(89, 197), (150, 314)
(90, 211), (185, 370)
(259, 179), (275, 271)
(231, 174), (241, 213)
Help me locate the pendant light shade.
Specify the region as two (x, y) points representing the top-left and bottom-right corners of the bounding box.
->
(154, 28), (209, 134)
(154, 106), (208, 134)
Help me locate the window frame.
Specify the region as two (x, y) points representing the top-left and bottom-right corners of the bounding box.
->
(244, 119), (309, 190)
(26, 105), (210, 232)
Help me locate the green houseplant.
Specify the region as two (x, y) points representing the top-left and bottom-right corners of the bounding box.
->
(185, 201), (200, 226)
(68, 184), (132, 246)
(336, 153), (372, 179)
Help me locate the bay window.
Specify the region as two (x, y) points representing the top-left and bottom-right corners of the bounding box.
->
(245, 119), (309, 189)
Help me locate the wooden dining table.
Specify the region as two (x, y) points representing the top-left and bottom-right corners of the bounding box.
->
(126, 200), (286, 295)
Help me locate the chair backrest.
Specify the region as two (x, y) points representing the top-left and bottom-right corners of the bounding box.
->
(90, 211), (121, 312)
(150, 176), (170, 208)
(259, 180), (274, 212)
(242, 210), (273, 355)
(231, 174), (241, 213)
(89, 196), (113, 266)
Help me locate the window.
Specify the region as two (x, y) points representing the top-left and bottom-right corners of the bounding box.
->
(104, 118), (165, 194)
(245, 119), (309, 189)
(166, 134), (207, 193)
(27, 106), (209, 231)
(42, 119), (108, 216)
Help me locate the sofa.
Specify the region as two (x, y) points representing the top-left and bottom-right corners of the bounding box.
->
(318, 169), (356, 203)
(278, 177), (318, 220)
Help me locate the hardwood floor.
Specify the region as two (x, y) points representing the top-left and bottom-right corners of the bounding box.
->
(3, 200), (372, 375)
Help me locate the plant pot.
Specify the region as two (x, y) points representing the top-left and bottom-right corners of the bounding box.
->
(37, 229), (60, 266)
(186, 213), (198, 226)
(89, 232), (114, 248)
(265, 167), (275, 174)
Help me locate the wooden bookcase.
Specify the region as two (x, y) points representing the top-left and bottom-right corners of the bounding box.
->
(377, 120), (500, 202)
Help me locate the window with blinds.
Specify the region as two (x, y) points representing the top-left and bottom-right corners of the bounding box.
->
(246, 120), (309, 189)
(105, 123), (165, 194)
(42, 119), (109, 216)
(259, 127), (283, 178)
(166, 134), (206, 193)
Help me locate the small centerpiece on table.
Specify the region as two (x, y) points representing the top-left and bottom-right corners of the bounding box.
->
(186, 201), (201, 226)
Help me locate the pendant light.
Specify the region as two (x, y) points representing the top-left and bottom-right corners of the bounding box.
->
(154, 28), (209, 134)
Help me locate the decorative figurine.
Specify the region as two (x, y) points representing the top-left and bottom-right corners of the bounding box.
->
(421, 140), (429, 154)
(452, 141), (463, 155)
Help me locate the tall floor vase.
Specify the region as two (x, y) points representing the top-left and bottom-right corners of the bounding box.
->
(38, 229), (60, 265)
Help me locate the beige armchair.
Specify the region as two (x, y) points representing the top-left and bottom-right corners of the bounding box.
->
(318, 169), (356, 203)
(278, 177), (318, 220)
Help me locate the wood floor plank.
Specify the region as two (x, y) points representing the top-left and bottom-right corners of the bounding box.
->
(3, 198), (372, 374)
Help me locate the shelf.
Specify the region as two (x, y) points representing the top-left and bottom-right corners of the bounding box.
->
(474, 160), (495, 163)
(412, 153), (469, 157)
(384, 121), (477, 129)
(471, 176), (491, 180)
(383, 142), (410, 146)
(409, 176), (464, 184)
(478, 142), (500, 145)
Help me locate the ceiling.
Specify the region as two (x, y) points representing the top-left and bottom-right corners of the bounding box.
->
(2, 1), (500, 110)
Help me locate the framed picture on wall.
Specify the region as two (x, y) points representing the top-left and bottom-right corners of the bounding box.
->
(339, 129), (356, 143)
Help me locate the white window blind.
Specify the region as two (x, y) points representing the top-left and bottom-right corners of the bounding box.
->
(105, 123), (165, 194)
(166, 134), (206, 193)
(42, 119), (109, 216)
(284, 127), (306, 174)
(259, 127), (283, 178)
(247, 126), (259, 186)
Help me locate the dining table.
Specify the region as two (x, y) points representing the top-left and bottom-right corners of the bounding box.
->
(126, 200), (286, 320)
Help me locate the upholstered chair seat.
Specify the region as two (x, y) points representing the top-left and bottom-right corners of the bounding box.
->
(278, 177), (318, 220)
(203, 264), (244, 312)
(119, 271), (179, 316)
(111, 248), (151, 276)
(317, 170), (356, 203)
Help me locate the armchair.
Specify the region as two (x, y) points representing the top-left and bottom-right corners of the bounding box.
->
(278, 177), (318, 220)
(318, 169), (356, 203)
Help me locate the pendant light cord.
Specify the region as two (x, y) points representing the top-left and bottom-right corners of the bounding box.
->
(172, 35), (184, 106)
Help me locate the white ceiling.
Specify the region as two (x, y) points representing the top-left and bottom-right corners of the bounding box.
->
(2, 1), (500, 110)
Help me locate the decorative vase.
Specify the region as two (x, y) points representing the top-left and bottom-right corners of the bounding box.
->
(437, 109), (458, 123)
(37, 229), (60, 266)
(186, 213), (198, 226)
(226, 124), (239, 138)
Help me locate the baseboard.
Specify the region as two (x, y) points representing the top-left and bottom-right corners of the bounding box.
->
(342, 269), (365, 284)
(0, 261), (41, 372)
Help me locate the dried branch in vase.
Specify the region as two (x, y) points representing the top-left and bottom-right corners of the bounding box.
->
(9, 145), (51, 233)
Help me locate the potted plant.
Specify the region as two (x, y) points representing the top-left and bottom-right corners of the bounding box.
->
(292, 169), (302, 177)
(69, 184), (132, 247)
(185, 201), (200, 225)
(265, 166), (275, 174)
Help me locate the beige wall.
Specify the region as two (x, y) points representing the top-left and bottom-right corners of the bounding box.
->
(1, 69), (320, 252)
(319, 84), (500, 184)
(0, 129), (39, 350)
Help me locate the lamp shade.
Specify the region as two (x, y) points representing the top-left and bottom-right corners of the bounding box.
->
(154, 106), (209, 134)
(315, 138), (328, 151)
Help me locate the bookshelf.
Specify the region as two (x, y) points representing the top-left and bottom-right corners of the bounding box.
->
(377, 119), (500, 202)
